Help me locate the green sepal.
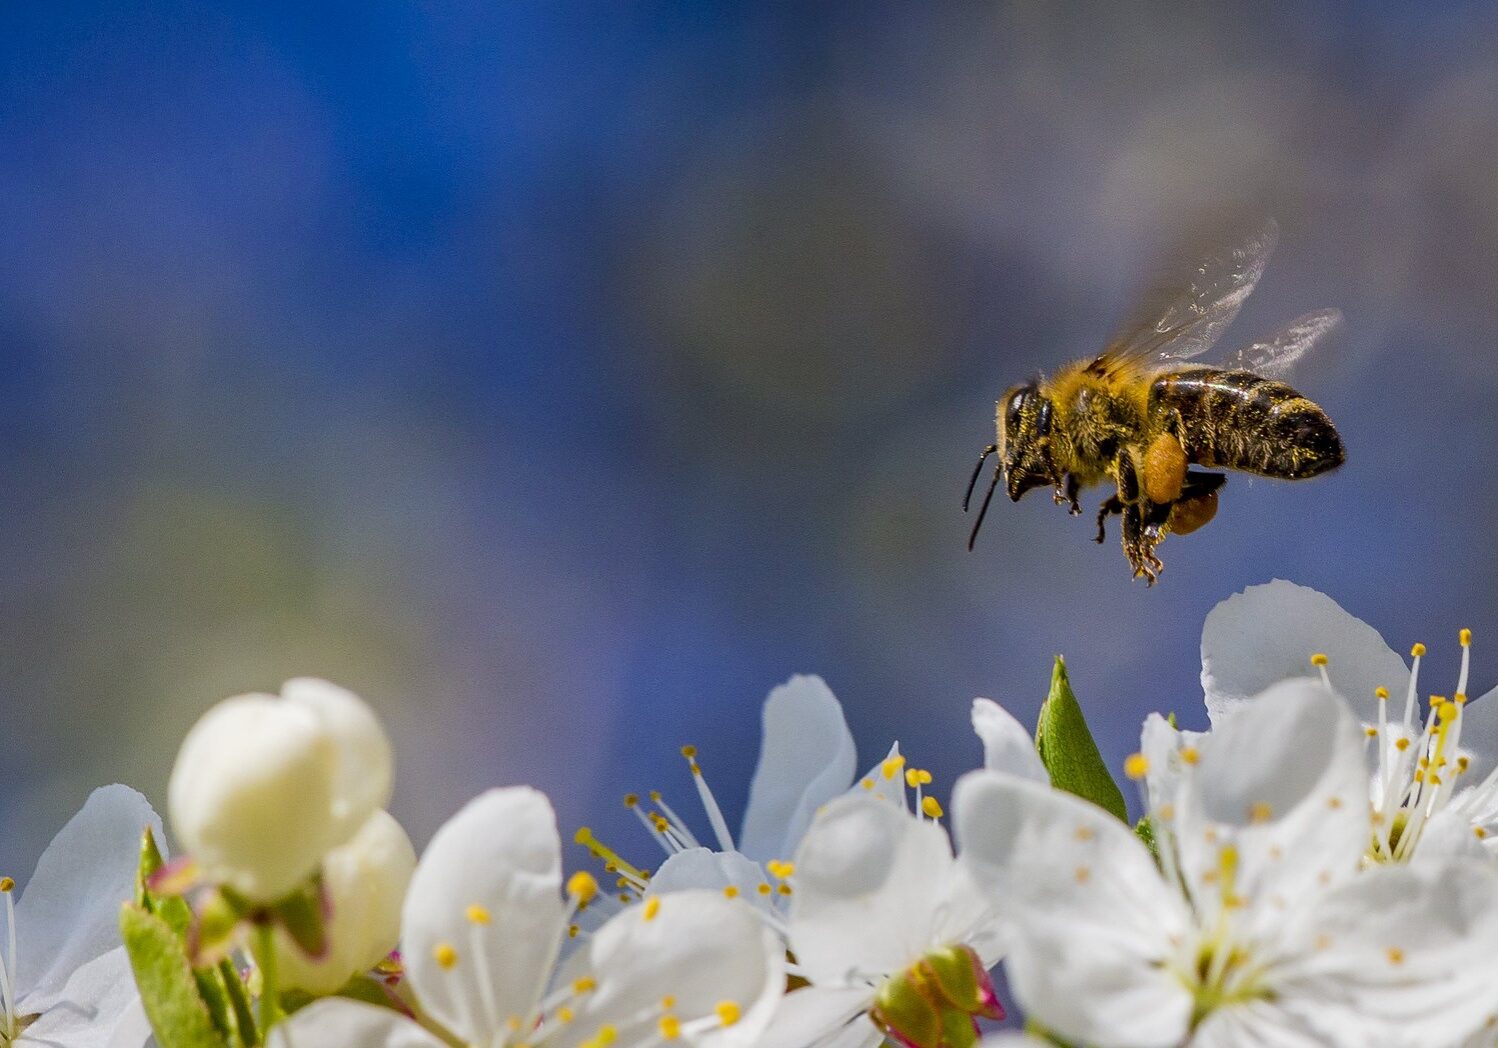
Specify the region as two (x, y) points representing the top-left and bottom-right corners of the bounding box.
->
(120, 903), (229, 1048)
(136, 828), (167, 908)
(336, 973), (404, 1011)
(219, 958), (259, 1047)
(938, 1007), (980, 1048)
(192, 891), (249, 968)
(1034, 656), (1128, 823)
(269, 879), (328, 960)
(870, 971), (941, 1048)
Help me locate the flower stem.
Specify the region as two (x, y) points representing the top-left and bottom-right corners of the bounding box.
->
(253, 923), (282, 1033)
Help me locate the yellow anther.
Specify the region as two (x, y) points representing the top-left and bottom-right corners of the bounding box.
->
(1440, 702), (1459, 724)
(1457, 692), (1469, 704)
(569, 924), (580, 938)
(1180, 747), (1200, 766)
(1387, 947), (1405, 966)
(722, 885), (739, 899)
(573, 977), (597, 994)
(1411, 643), (1427, 658)
(618, 892), (632, 903)
(558, 1007), (575, 1024)
(508, 1016), (523, 1031)
(1327, 796), (1343, 810)
(905, 768), (920, 787)
(860, 778), (874, 790)
(1124, 753), (1150, 780)
(568, 871), (600, 905)
(1461, 628), (1473, 647)
(777, 883), (793, 896)
(1075, 824), (1095, 841)
(1430, 694), (1446, 709)
(1310, 652), (1329, 667)
(643, 896), (662, 922)
(649, 790), (663, 802)
(1476, 827), (1489, 840)
(1459, 756), (1472, 772)
(715, 1001), (742, 1027)
(465, 903), (491, 925)
(756, 883), (772, 896)
(1249, 802), (1273, 824)
(595, 1025), (618, 1045)
(0, 877), (13, 893)
(658, 1016), (682, 1041)
(1395, 737), (1411, 752)
(1375, 686), (1389, 700)
(881, 754), (907, 780)
(572, 830), (647, 885)
(921, 796), (944, 819)
(433, 942), (458, 969)
(1074, 866), (1091, 884)
(1365, 727), (1378, 738)
(766, 860), (795, 879)
(624, 793), (639, 808)
(1314, 934), (1332, 951)
(680, 745), (697, 759)
(661, 996), (676, 1010)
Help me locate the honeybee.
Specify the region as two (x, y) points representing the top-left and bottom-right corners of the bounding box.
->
(965, 220), (1345, 584)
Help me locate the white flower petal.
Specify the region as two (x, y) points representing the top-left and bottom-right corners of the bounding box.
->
(401, 787), (565, 1045)
(1456, 684), (1498, 785)
(1183, 682), (1368, 927)
(852, 742), (908, 809)
(758, 986), (880, 1048)
(739, 676), (857, 863)
(168, 694), (341, 902)
(266, 998), (447, 1048)
(952, 771), (1192, 1048)
(1201, 581), (1407, 725)
(16, 785), (162, 1003)
(279, 810), (416, 996)
(650, 848), (780, 914)
(561, 892), (784, 1048)
(1270, 861), (1498, 1046)
(789, 795), (959, 985)
(282, 678), (394, 842)
(17, 948), (147, 1048)
(971, 699), (1046, 783)
(1138, 713), (1206, 815)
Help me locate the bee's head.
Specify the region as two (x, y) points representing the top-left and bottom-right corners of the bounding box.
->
(999, 381), (1057, 501)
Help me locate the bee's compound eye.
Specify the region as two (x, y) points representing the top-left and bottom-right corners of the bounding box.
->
(1036, 399), (1052, 437)
(1005, 391), (1027, 431)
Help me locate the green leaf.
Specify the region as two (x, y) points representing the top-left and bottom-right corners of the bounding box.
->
(120, 904), (229, 1048)
(1034, 656), (1128, 823)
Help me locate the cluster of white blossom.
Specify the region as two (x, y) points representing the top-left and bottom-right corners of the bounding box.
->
(7, 580), (1498, 1048)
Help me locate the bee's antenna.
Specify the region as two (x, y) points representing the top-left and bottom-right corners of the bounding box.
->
(967, 464), (1002, 551)
(963, 445), (998, 511)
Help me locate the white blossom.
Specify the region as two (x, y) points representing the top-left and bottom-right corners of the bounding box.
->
(0, 786), (161, 1048)
(168, 678), (394, 902)
(956, 680), (1498, 1047)
(276, 808), (416, 996)
(1202, 580), (1498, 862)
(268, 786), (784, 1048)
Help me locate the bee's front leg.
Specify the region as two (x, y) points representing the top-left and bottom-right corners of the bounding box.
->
(1053, 473), (1082, 516)
(1094, 495), (1123, 543)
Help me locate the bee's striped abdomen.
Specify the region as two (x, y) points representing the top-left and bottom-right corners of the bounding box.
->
(1149, 368), (1344, 480)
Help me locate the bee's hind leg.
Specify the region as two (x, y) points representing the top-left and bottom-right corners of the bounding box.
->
(1094, 495), (1123, 543)
(1054, 473), (1083, 516)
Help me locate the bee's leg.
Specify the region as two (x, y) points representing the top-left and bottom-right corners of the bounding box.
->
(1165, 471), (1227, 536)
(1054, 473), (1082, 515)
(1094, 495), (1123, 543)
(1121, 501), (1160, 585)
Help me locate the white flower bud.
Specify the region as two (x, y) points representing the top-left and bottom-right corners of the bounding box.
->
(168, 679), (393, 903)
(279, 809), (416, 995)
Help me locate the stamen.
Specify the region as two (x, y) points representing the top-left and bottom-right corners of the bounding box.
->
(433, 942), (458, 969)
(567, 870), (601, 905)
(648, 792), (702, 851)
(659, 1015), (682, 1041)
(573, 831), (648, 889)
(714, 1001), (741, 1027)
(643, 897), (661, 922)
(682, 746), (736, 853)
(1310, 652), (1331, 688)
(1124, 753), (1150, 779)
(921, 796), (944, 820)
(881, 754), (907, 781)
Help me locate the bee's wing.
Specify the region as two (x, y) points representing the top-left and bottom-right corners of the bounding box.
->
(1222, 308), (1342, 380)
(1101, 218), (1279, 369)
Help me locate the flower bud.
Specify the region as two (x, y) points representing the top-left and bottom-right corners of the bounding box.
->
(168, 679), (393, 903)
(279, 809), (416, 995)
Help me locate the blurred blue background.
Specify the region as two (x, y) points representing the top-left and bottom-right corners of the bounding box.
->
(4, 1), (1498, 871)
